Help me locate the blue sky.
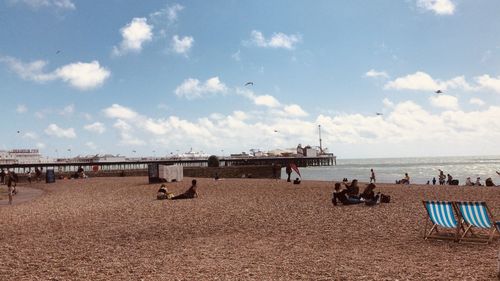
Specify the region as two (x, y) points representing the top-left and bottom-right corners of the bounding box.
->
(1, 0), (500, 158)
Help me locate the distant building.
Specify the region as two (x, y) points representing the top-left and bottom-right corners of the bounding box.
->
(0, 149), (50, 164)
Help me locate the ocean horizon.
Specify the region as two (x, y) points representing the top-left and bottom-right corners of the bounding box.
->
(284, 155), (500, 184)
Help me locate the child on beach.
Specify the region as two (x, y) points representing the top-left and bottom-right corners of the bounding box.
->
(343, 179), (360, 197)
(157, 184), (174, 200)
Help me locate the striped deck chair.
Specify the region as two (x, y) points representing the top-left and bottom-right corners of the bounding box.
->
(423, 201), (461, 241)
(455, 201), (500, 243)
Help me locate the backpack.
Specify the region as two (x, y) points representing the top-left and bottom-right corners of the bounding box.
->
(380, 194), (391, 203)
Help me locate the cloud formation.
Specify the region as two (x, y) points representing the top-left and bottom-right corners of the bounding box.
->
(174, 77), (227, 99)
(0, 57), (110, 90)
(112, 18), (153, 56)
(365, 69), (389, 79)
(249, 30), (301, 50)
(44, 124), (76, 138)
(16, 104), (27, 113)
(171, 35), (194, 55)
(416, 0), (455, 15)
(11, 0), (75, 10)
(84, 122), (106, 134)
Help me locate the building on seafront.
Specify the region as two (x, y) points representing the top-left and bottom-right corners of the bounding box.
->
(0, 149), (51, 164)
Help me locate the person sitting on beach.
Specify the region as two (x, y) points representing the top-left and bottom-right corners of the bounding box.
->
(485, 177), (496, 187)
(465, 177), (474, 186)
(343, 179), (360, 197)
(332, 182), (362, 206)
(475, 177), (482, 186)
(438, 170), (446, 185)
(157, 184), (168, 200)
(359, 183), (376, 201)
(397, 173), (410, 185)
(293, 178), (301, 185)
(171, 179), (198, 200)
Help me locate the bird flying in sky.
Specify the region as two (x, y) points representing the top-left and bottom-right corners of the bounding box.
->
(244, 82), (254, 86)
(435, 90), (443, 94)
(375, 112), (383, 116)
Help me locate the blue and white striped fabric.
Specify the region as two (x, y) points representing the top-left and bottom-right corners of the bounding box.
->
(457, 202), (492, 229)
(425, 201), (458, 228)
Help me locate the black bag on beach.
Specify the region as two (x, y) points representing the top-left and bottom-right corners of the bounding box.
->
(380, 194), (391, 203)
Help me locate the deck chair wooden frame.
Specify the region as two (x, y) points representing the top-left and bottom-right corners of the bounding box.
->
(454, 201), (500, 244)
(422, 201), (462, 242)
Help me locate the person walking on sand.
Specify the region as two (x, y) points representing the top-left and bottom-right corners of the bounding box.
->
(171, 179), (198, 200)
(370, 169), (376, 183)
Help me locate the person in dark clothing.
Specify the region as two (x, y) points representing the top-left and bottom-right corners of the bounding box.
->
(286, 164), (292, 182)
(359, 183), (376, 201)
(0, 168), (5, 185)
(447, 174), (453, 185)
(332, 182), (362, 206)
(432, 177), (436, 185)
(171, 179), (198, 200)
(343, 179), (359, 197)
(485, 177), (496, 187)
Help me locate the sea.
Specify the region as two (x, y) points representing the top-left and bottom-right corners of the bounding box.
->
(283, 155), (500, 184)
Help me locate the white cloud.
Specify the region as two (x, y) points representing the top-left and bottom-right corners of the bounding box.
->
(365, 69), (389, 79)
(469, 98), (485, 106)
(249, 30), (301, 50)
(150, 3), (184, 24)
(474, 75), (500, 93)
(23, 132), (38, 140)
(0, 57), (110, 90)
(382, 98), (394, 108)
(103, 104), (138, 120)
(384, 71), (474, 92)
(254, 95), (281, 108)
(171, 35), (194, 55)
(113, 119), (145, 146)
(112, 18), (153, 56)
(384, 71), (440, 91)
(55, 61), (110, 90)
(36, 142), (46, 149)
(429, 94), (459, 110)
(283, 104), (308, 117)
(175, 77), (227, 99)
(16, 104), (27, 113)
(60, 104), (74, 116)
(84, 122), (106, 134)
(11, 0), (75, 10)
(417, 0), (455, 15)
(44, 124), (76, 138)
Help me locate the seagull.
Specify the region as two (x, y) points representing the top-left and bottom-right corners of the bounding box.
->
(435, 90), (443, 94)
(244, 82), (254, 86)
(274, 130), (278, 132)
(16, 130), (20, 133)
(56, 50), (61, 54)
(375, 112), (383, 116)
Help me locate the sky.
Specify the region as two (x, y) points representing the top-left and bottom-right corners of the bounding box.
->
(1, 0), (500, 159)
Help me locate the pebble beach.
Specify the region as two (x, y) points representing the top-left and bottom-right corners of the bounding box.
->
(0, 177), (499, 280)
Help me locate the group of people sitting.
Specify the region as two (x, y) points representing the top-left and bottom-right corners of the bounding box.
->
(464, 176), (496, 186)
(157, 179), (198, 200)
(332, 179), (389, 206)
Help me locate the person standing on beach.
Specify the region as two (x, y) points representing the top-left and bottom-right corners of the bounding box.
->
(286, 164), (292, 182)
(6, 171), (13, 205)
(0, 168), (5, 185)
(370, 169), (376, 183)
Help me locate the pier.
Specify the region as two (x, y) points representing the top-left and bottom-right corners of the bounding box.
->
(0, 154), (336, 174)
